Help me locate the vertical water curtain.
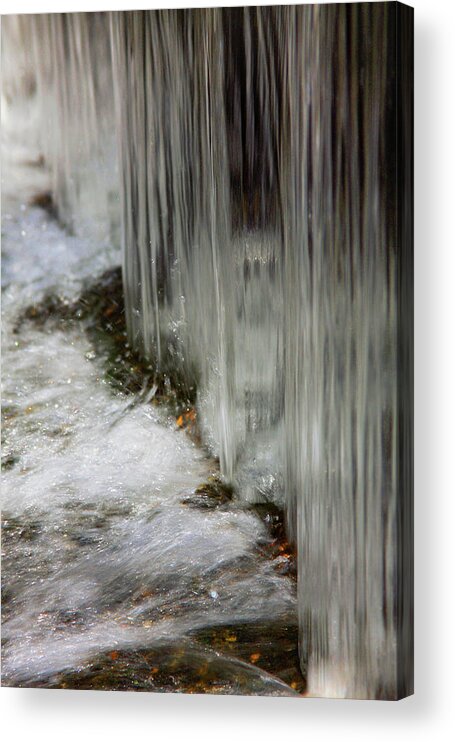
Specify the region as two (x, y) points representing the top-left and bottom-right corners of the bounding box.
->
(1, 3), (413, 699)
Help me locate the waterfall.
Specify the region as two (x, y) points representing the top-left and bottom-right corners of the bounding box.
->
(2, 13), (118, 242)
(1, 3), (413, 699)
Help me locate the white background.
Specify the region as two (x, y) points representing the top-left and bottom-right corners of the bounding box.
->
(1, 0), (454, 740)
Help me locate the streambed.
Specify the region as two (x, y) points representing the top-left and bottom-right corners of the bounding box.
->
(1, 146), (302, 696)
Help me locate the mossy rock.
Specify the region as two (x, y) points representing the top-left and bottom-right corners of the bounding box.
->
(181, 477), (234, 509)
(15, 266), (198, 416)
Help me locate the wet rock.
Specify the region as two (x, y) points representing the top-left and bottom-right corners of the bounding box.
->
(29, 190), (58, 220)
(249, 501), (286, 540)
(272, 554), (297, 577)
(15, 266), (198, 417)
(1, 454), (19, 471)
(9, 640), (301, 696)
(248, 501), (297, 577)
(181, 477), (233, 510)
(191, 620), (305, 694)
(1, 405), (19, 422)
(1, 515), (42, 543)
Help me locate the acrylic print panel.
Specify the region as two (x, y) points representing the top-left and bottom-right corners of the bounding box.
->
(0, 2), (414, 700)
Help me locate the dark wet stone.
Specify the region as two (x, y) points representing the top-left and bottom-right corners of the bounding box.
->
(67, 533), (100, 547)
(1, 453), (19, 471)
(62, 500), (97, 512)
(29, 191), (58, 220)
(1, 515), (42, 543)
(1, 405), (19, 421)
(249, 502), (286, 540)
(99, 502), (133, 518)
(15, 266), (198, 417)
(55, 609), (86, 628)
(1, 586), (13, 611)
(272, 555), (297, 577)
(7, 640), (301, 696)
(248, 502), (297, 578)
(190, 620), (305, 694)
(181, 478), (234, 510)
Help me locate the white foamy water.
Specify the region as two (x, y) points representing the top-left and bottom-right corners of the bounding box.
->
(3, 7), (411, 699)
(1, 109), (296, 691)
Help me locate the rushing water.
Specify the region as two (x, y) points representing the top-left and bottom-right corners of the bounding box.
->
(2, 4), (410, 699)
(1, 90), (298, 695)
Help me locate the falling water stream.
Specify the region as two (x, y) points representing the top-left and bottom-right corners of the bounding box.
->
(2, 4), (409, 699)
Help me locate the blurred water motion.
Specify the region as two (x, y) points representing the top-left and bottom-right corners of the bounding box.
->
(1, 4), (412, 698)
